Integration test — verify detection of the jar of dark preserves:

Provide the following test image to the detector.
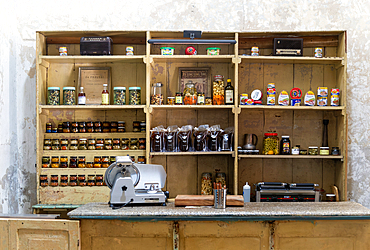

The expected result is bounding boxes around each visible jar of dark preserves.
[78,122,86,133]
[133,121,141,132]
[87,121,94,133]
[63,122,70,133]
[78,156,86,168]
[69,156,77,168]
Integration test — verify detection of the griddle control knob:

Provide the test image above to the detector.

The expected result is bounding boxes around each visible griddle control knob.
[121,186,127,191]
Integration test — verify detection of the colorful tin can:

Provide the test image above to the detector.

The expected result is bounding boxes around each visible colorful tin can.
[206,47,220,55]
[240,93,249,105]
[317,96,328,106]
[317,87,328,97]
[267,95,275,105]
[315,48,323,58]
[126,46,134,55]
[160,47,175,55]
[251,47,259,56]
[59,47,67,56]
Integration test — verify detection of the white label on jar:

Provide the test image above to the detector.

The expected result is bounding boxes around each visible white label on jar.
[198,96,205,104]
[225,90,234,103]
[78,96,86,105]
[292,148,300,155]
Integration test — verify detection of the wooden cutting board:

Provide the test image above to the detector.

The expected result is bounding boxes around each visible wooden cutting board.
[175,195,244,207]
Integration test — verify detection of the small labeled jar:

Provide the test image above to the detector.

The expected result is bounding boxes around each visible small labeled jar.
[113,87,126,105]
[122,138,129,150]
[44,139,52,150]
[110,121,118,132]
[308,146,318,155]
[130,138,138,150]
[60,156,68,168]
[88,175,96,186]
[60,179,68,187]
[94,157,102,168]
[78,122,86,133]
[52,127,58,133]
[113,138,121,150]
[58,123,63,133]
[63,87,76,105]
[51,175,58,181]
[78,175,86,186]
[40,175,48,181]
[88,139,96,150]
[60,139,69,150]
[292,145,300,155]
[197,92,205,105]
[167,97,175,105]
[320,147,330,155]
[69,180,77,186]
[69,156,77,168]
[140,121,146,132]
[94,121,102,133]
[110,156,116,165]
[130,155,136,163]
[332,147,340,156]
[117,121,125,132]
[70,175,77,181]
[52,139,60,150]
[129,87,141,105]
[40,180,49,187]
[47,87,60,105]
[69,144,78,150]
[79,139,87,150]
[71,122,78,133]
[126,46,134,55]
[96,175,104,186]
[51,179,59,187]
[86,162,93,168]
[78,156,86,168]
[42,156,50,168]
[102,156,110,168]
[137,156,146,164]
[205,97,212,105]
[62,122,70,133]
[46,123,52,133]
[102,127,110,133]
[51,156,59,168]
[175,92,183,105]
[133,121,141,132]
[87,122,94,133]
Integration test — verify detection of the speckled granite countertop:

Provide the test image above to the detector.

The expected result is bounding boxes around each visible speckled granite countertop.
[68,202,370,221]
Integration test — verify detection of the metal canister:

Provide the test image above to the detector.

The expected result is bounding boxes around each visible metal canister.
[126,46,134,56]
[251,46,259,56]
[315,48,323,58]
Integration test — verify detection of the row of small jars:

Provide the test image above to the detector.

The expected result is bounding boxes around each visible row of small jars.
[40,174,105,187]
[42,155,146,168]
[44,138,146,151]
[46,121,145,133]
[47,87,141,105]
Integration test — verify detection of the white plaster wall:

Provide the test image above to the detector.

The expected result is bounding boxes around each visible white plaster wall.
[0,0,368,213]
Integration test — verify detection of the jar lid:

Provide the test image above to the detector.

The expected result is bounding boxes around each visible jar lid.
[214,75,223,79]
[70,156,77,158]
[152,82,163,87]
[326,194,336,197]
[168,97,175,99]
[118,121,125,123]
[51,156,59,158]
[63,87,75,90]
[129,87,141,90]
[48,87,60,90]
[102,156,109,158]
[308,146,318,149]
[320,147,329,149]
[281,135,290,138]
[264,132,278,136]
[207,47,221,50]
[176,92,182,94]
[113,87,126,90]
[160,47,175,49]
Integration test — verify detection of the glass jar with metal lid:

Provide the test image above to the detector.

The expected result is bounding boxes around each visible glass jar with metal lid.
[197,92,205,105]
[183,81,197,105]
[113,87,126,105]
[63,87,76,105]
[47,87,60,105]
[130,138,138,150]
[175,92,183,105]
[44,139,52,150]
[42,156,50,168]
[79,139,87,150]
[102,156,110,168]
[60,156,68,168]
[212,75,225,105]
[71,122,78,133]
[51,156,59,168]
[262,132,279,155]
[88,139,96,150]
[133,121,141,132]
[60,139,69,150]
[137,156,146,164]
[52,139,60,150]
[78,156,86,168]
[201,173,212,195]
[129,87,141,105]
[86,162,93,168]
[308,146,318,155]
[150,83,164,105]
[88,175,96,186]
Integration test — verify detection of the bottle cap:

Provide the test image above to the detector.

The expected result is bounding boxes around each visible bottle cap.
[103,84,107,86]
[227,79,231,82]
[245,182,248,185]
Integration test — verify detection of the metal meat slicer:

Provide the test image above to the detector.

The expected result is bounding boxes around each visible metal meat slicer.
[104,156,167,208]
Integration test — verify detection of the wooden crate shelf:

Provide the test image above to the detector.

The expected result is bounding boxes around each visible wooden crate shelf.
[39,55,145,64]
[150,151,234,156]
[238,155,343,160]
[239,56,344,65]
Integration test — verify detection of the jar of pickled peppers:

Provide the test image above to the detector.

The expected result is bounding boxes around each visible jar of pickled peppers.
[263,132,279,155]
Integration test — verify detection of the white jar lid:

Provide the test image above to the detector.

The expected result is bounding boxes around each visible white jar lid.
[113,87,126,90]
[48,87,60,90]
[63,87,75,90]
[129,87,141,90]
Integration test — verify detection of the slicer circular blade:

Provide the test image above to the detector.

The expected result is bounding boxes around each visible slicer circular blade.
[104,162,140,189]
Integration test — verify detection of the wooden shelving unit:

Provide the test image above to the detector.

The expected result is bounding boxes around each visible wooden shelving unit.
[36,30,347,206]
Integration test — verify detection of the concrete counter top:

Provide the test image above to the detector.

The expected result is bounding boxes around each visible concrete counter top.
[68,201,370,221]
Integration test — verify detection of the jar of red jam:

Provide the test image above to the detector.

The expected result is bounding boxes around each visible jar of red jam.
[69,156,77,168]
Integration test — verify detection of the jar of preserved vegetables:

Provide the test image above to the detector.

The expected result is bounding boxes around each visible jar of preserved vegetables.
[47,87,60,105]
[63,87,75,105]
[71,122,78,133]
[78,122,86,133]
[60,139,68,150]
[42,156,50,168]
[86,162,93,168]
[137,156,146,164]
[60,156,68,168]
[130,138,138,150]
[88,139,96,150]
[110,156,116,165]
[44,139,52,150]
[212,75,225,105]
[79,139,87,150]
[113,87,126,105]
[183,81,197,105]
[87,121,94,133]
[52,139,60,150]
[201,173,212,195]
[78,156,86,168]
[88,175,96,186]
[129,87,141,105]
[215,172,226,187]
[263,132,279,155]
[69,156,77,168]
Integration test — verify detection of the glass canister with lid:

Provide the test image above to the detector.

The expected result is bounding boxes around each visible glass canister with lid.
[113,87,126,105]
[183,80,197,105]
[63,87,76,105]
[47,87,60,105]
[263,132,279,155]
[212,75,225,105]
[201,173,212,195]
[129,87,141,105]
[150,83,164,105]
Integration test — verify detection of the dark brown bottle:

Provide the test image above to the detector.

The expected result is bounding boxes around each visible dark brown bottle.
[224,79,234,105]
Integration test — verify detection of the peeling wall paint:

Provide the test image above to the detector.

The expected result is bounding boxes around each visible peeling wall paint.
[0,0,370,213]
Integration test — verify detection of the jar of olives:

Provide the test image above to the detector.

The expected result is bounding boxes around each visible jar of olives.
[263,132,279,155]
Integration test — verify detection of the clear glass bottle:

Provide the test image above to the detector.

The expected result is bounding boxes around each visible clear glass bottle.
[183,81,197,105]
[224,79,234,105]
[78,87,86,105]
[212,75,225,105]
[150,83,163,105]
[102,84,109,105]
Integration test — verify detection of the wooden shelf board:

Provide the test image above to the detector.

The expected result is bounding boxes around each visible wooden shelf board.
[240,105,344,111]
[150,55,234,63]
[39,105,145,111]
[41,168,107,175]
[40,55,145,64]
[151,105,233,109]
[150,151,234,156]
[43,132,145,139]
[240,56,344,65]
[238,155,343,159]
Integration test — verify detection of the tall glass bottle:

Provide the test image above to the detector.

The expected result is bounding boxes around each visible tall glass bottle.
[102,84,109,105]
[78,87,86,105]
[224,78,234,105]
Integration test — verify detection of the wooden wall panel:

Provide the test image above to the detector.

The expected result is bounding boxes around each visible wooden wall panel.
[238,159,263,197]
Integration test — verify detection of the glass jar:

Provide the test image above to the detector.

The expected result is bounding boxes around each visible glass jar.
[280,136,291,155]
[102,156,110,168]
[40,180,49,187]
[69,156,77,168]
[320,147,330,155]
[63,87,75,105]
[332,147,340,156]
[113,138,121,150]
[129,87,141,105]
[52,139,60,150]
[46,122,52,133]
[96,144,104,150]
[71,122,78,133]
[183,81,197,105]
[51,179,59,187]
[122,138,129,150]
[110,156,116,165]
[70,175,77,181]
[175,92,183,105]
[70,138,78,144]
[69,180,77,186]
[215,172,226,187]
[87,121,94,133]
[94,121,102,133]
[96,175,104,186]
[58,123,63,133]
[78,122,86,133]
[137,156,146,164]
[205,97,212,105]
[113,87,126,105]
[62,122,70,133]
[150,83,163,105]
[94,157,102,168]
[140,121,146,132]
[133,121,141,132]
[78,175,86,186]
[40,175,48,181]
[79,139,87,150]
[130,138,138,150]
[86,162,94,168]
[44,139,52,150]
[60,156,68,168]
[88,139,96,150]
[262,132,279,155]
[52,127,58,133]
[139,138,146,150]
[197,92,205,105]
[103,127,110,133]
[88,175,96,186]
[60,179,68,187]
[212,75,225,105]
[167,97,175,105]
[201,173,212,195]
[130,156,136,163]
[69,144,78,150]
[117,121,125,132]
[78,156,86,168]
[47,87,60,105]
[51,156,59,168]
[60,139,69,150]
[308,146,318,155]
[42,156,50,168]
[50,175,58,181]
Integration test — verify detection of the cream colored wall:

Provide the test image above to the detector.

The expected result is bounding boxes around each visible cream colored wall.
[0,0,368,213]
